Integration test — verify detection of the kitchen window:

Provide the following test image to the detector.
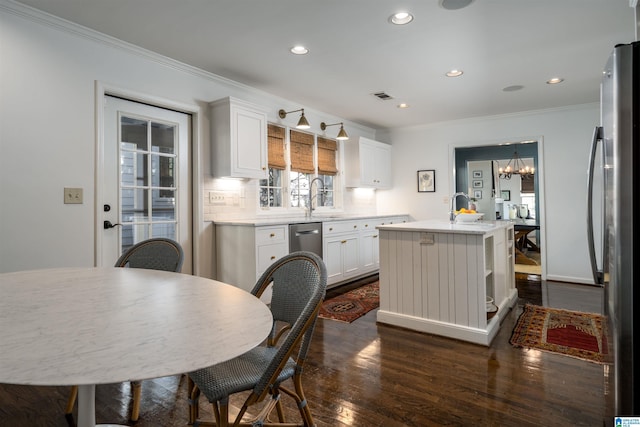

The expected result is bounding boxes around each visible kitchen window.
[259,124,285,208]
[259,125,340,212]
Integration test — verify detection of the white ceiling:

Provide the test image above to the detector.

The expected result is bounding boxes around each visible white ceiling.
[14,0,636,130]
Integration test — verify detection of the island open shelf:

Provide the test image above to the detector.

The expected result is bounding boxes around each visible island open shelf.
[376,220,516,346]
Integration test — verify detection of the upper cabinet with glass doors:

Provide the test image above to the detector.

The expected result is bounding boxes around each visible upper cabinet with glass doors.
[210,97,268,179]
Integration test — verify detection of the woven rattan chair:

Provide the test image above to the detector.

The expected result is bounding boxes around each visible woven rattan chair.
[188,251,327,427]
[65,238,184,422]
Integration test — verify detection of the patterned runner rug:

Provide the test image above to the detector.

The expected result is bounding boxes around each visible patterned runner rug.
[510,304,608,364]
[319,281,379,323]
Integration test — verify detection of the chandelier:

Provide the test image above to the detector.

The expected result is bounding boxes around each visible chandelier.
[498,150,534,179]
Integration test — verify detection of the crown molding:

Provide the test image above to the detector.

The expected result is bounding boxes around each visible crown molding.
[0,0,254,92]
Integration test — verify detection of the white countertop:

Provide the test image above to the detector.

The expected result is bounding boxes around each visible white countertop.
[377,219,513,234]
[213,213,408,226]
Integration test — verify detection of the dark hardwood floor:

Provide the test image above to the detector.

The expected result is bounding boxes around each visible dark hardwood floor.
[0,274,607,427]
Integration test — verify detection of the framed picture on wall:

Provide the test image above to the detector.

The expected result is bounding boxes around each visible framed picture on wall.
[474,190,482,199]
[501,190,511,201]
[472,180,483,188]
[472,170,482,178]
[417,170,435,192]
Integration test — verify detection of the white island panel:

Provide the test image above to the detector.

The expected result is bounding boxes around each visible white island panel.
[377,220,516,346]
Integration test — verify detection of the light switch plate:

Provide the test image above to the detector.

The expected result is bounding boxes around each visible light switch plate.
[64,187,83,204]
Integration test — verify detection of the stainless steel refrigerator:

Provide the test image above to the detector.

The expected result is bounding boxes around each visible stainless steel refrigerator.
[587,41,639,422]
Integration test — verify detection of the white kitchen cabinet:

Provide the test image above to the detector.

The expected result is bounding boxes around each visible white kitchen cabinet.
[323,220,361,287]
[215,224,288,292]
[210,97,267,179]
[345,136,391,188]
[359,216,408,272]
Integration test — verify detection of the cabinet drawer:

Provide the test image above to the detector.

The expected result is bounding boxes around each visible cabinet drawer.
[359,219,384,230]
[257,243,288,274]
[256,226,287,244]
[323,220,360,236]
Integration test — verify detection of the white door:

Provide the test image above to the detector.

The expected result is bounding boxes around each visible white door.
[102,96,192,272]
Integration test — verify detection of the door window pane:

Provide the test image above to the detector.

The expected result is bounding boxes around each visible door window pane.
[151,122,175,154]
[121,188,149,222]
[119,115,178,251]
[152,189,176,220]
[121,117,148,151]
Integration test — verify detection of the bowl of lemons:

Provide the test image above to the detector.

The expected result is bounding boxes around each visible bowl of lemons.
[454,208,484,222]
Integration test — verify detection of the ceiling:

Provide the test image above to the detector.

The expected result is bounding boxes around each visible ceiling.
[14,0,635,130]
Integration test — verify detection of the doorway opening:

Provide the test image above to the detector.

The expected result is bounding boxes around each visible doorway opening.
[454,141,543,277]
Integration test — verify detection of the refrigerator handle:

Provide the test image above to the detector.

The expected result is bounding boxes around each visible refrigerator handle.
[586,126,603,285]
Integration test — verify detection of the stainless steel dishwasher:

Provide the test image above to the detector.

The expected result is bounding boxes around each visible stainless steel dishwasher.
[289,222,322,258]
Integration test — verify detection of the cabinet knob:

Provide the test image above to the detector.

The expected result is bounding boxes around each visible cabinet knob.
[270,233,275,237]
[353,225,357,229]
[329,227,333,231]
[373,235,378,238]
[365,224,369,227]
[341,240,347,244]
[262,167,266,170]
[270,255,276,260]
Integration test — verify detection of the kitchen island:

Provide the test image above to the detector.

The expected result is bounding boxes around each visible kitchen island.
[376,220,516,346]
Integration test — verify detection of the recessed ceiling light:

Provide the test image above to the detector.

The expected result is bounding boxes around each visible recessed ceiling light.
[446,69,463,77]
[397,103,409,109]
[546,77,564,84]
[290,45,309,55]
[389,12,414,25]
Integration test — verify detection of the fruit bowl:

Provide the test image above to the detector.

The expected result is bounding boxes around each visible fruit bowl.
[455,213,484,222]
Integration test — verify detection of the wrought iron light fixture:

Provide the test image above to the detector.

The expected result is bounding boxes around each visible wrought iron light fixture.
[498,150,534,179]
[278,108,310,129]
[320,122,349,141]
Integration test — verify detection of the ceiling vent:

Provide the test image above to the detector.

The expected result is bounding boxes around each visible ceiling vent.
[372,92,394,101]
[440,0,474,10]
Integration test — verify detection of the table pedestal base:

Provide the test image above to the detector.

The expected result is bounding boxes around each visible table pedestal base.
[77,384,126,427]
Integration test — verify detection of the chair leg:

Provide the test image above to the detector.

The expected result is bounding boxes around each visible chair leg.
[131,381,141,422]
[218,400,230,427]
[275,397,286,422]
[280,375,314,427]
[189,383,201,425]
[65,385,78,414]
[293,376,314,427]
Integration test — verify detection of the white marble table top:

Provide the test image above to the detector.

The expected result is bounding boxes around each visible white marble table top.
[0,267,273,386]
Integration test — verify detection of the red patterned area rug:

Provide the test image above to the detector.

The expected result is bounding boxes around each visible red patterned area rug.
[319,281,379,323]
[510,304,608,364]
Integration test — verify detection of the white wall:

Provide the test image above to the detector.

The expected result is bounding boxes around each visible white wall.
[376,104,599,284]
[0,2,375,275]
[0,1,600,285]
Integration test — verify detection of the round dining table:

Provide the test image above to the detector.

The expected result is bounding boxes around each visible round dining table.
[0,267,273,427]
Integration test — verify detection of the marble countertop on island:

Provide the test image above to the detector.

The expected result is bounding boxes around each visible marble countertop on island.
[376,219,513,234]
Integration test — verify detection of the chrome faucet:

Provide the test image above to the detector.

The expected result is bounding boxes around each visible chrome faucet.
[449,192,470,223]
[307,177,325,218]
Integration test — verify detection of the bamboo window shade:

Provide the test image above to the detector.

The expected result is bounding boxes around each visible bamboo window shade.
[267,124,286,170]
[290,130,315,174]
[317,137,338,176]
[521,176,535,193]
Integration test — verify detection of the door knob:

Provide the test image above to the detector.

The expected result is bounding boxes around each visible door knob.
[103,220,122,229]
